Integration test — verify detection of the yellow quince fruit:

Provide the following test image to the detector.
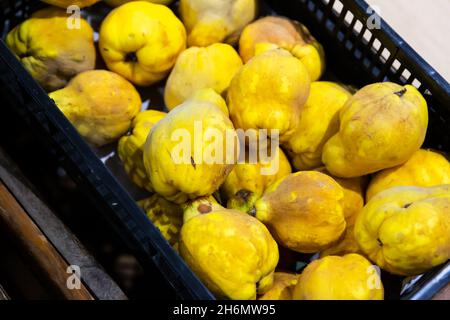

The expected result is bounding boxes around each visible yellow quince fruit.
[99,1,186,86]
[6,7,95,91]
[320,213,362,258]
[322,82,428,178]
[227,48,311,142]
[293,254,384,300]
[366,149,450,201]
[179,0,257,47]
[317,168,365,257]
[253,171,346,253]
[49,70,141,146]
[118,110,166,192]
[138,194,183,248]
[355,185,450,276]
[41,0,100,8]
[222,146,292,213]
[164,43,242,109]
[180,209,279,300]
[143,89,237,204]
[285,81,352,170]
[258,272,298,300]
[239,16,325,81]
[181,195,224,223]
[105,0,173,6]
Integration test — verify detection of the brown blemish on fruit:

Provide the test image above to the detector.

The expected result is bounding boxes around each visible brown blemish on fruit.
[197,203,212,214]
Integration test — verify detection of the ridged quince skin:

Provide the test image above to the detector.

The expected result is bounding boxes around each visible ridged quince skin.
[49,70,141,146]
[322,82,428,178]
[41,0,100,8]
[320,212,362,257]
[355,185,450,276]
[285,81,352,170]
[99,1,186,86]
[253,171,346,253]
[366,149,450,201]
[143,89,237,204]
[259,272,298,300]
[293,254,384,300]
[239,16,325,81]
[227,48,311,142]
[180,0,257,47]
[118,110,166,192]
[138,194,183,248]
[180,209,279,300]
[6,7,95,91]
[164,43,242,109]
[317,168,365,257]
[222,147,292,213]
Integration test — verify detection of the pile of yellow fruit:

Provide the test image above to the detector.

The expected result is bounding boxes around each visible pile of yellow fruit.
[8,0,449,300]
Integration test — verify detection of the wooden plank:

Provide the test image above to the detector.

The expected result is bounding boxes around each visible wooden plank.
[0,238,56,299]
[0,181,93,300]
[0,147,127,300]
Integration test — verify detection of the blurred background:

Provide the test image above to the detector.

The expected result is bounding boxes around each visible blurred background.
[366,0,450,81]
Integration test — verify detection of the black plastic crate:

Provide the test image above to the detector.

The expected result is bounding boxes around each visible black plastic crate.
[0,0,449,300]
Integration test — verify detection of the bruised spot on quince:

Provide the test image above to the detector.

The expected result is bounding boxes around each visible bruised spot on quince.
[197,203,212,214]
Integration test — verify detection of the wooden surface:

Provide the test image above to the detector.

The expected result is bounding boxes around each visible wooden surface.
[0,181,94,300]
[366,0,450,82]
[0,147,127,300]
